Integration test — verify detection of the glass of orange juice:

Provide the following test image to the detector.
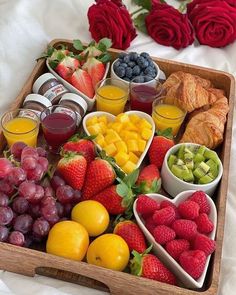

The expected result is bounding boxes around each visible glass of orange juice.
[95,78,129,115]
[1,109,39,147]
[152,97,186,136]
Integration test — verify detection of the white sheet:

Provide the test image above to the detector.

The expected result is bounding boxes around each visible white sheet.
[0,0,235,294]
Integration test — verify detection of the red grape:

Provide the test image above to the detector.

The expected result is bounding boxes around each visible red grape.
[0,206,14,225]
[32,185,44,204]
[12,197,29,214]
[73,190,82,204]
[0,158,13,179]
[32,217,50,238]
[9,231,25,246]
[41,203,59,224]
[10,142,27,160]
[56,185,74,204]
[21,147,38,161]
[50,175,65,191]
[27,164,44,182]
[8,167,26,186]
[41,196,56,207]
[44,186,54,198]
[0,192,9,207]
[24,234,33,247]
[37,157,49,171]
[13,214,33,234]
[21,156,37,170]
[28,203,41,218]
[0,179,14,196]
[18,181,36,201]
[36,147,47,157]
[0,225,9,242]
[55,202,64,217]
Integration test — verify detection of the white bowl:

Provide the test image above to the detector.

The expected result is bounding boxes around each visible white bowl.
[161,143,223,198]
[82,110,155,173]
[133,190,217,289]
[46,59,110,111]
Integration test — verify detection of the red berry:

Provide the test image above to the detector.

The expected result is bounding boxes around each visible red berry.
[165,239,190,261]
[172,219,197,240]
[193,234,216,256]
[160,200,180,219]
[136,195,160,216]
[153,225,176,245]
[152,207,176,226]
[178,200,200,220]
[194,213,214,234]
[179,250,207,279]
[144,216,156,235]
[189,191,210,214]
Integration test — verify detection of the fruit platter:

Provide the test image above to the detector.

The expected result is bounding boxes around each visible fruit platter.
[0,38,234,295]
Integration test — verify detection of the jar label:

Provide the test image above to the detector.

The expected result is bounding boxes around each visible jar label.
[43,84,68,102]
[18,109,40,119]
[54,107,81,126]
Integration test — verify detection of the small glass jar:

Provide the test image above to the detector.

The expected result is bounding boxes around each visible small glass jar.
[21,94,52,117]
[33,73,69,104]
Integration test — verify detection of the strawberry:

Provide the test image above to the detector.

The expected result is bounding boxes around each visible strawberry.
[178,200,200,220]
[165,239,190,261]
[55,56,80,83]
[63,135,96,164]
[49,48,69,61]
[136,164,161,194]
[193,233,216,256]
[130,249,176,285]
[189,191,211,214]
[82,57,105,88]
[179,250,207,279]
[136,194,160,216]
[153,207,176,226]
[71,69,94,98]
[172,219,197,241]
[194,213,214,234]
[114,220,147,253]
[81,158,116,200]
[57,152,87,190]
[153,225,176,245]
[148,129,175,169]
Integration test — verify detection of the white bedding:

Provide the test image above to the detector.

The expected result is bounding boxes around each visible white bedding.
[0,0,235,294]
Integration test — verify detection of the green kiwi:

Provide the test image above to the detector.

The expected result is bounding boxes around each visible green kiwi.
[168,154,178,169]
[198,173,214,184]
[206,159,219,178]
[177,145,185,160]
[193,161,210,179]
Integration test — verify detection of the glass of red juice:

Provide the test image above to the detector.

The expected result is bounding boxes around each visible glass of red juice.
[130,76,163,115]
[40,105,77,153]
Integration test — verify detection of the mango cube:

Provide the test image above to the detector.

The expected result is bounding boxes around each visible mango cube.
[87,123,101,135]
[95,134,105,147]
[141,128,152,140]
[103,143,117,156]
[86,116,98,126]
[130,114,140,124]
[115,141,127,153]
[128,131,138,140]
[98,122,107,134]
[116,113,129,124]
[127,139,139,152]
[138,139,146,152]
[129,152,139,164]
[98,115,108,125]
[125,122,138,132]
[114,152,129,166]
[120,130,130,141]
[140,118,152,130]
[105,130,121,144]
[111,122,123,133]
[122,161,137,174]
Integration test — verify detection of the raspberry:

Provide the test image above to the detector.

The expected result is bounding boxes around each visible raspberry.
[165,239,190,261]
[189,191,210,214]
[136,194,160,216]
[195,213,214,234]
[153,225,176,245]
[153,207,176,226]
[172,219,197,240]
[160,200,180,219]
[178,200,200,220]
[193,234,216,256]
[144,216,156,235]
[179,250,207,279]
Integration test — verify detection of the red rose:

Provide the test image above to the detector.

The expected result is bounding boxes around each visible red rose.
[87,0,137,50]
[145,3,194,50]
[187,0,236,47]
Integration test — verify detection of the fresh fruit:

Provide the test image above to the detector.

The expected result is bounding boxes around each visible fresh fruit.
[189,191,210,214]
[81,157,116,200]
[194,213,214,234]
[165,239,190,261]
[114,220,147,253]
[148,130,174,169]
[130,249,176,285]
[153,207,176,226]
[136,164,161,194]
[179,250,207,279]
[136,194,160,216]
[86,233,129,271]
[83,57,105,88]
[193,234,216,256]
[160,200,180,220]
[178,200,200,220]
[0,158,13,179]
[71,200,109,237]
[55,56,80,83]
[0,206,14,226]
[46,220,89,261]
[56,185,74,204]
[153,225,176,245]
[172,219,197,240]
[57,152,87,191]
[71,69,94,98]
[10,142,27,160]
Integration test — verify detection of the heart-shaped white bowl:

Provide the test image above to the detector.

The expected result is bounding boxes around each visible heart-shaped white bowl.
[83,110,155,173]
[133,190,217,289]
[46,59,110,111]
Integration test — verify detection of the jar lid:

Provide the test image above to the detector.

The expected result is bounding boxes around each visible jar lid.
[33,73,57,94]
[23,94,52,108]
[60,93,88,115]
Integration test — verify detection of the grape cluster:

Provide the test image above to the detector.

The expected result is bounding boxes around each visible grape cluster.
[0,142,81,247]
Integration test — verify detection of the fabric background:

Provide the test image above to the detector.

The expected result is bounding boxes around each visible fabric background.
[0,0,235,294]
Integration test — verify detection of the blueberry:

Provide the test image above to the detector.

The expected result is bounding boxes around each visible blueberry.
[132,65,141,76]
[137,56,149,69]
[115,66,126,78]
[118,52,127,59]
[120,62,128,68]
[123,55,130,63]
[149,61,156,68]
[144,76,153,82]
[129,52,139,61]
[133,76,145,83]
[123,77,131,82]
[128,61,136,68]
[140,52,150,59]
[113,60,121,70]
[144,66,156,76]
[125,67,133,79]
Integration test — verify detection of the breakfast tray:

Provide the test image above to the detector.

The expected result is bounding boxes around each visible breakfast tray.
[0,39,234,295]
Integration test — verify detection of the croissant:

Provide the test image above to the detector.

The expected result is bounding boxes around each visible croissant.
[162,72,217,112]
[180,92,229,149]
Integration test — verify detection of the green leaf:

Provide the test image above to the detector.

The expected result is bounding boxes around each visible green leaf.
[124,168,139,187]
[132,0,152,11]
[157,128,173,139]
[73,39,84,51]
[49,60,59,69]
[97,38,112,52]
[116,183,129,197]
[133,12,148,34]
[98,53,111,64]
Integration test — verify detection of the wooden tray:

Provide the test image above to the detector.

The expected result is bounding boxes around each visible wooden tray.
[0,39,235,295]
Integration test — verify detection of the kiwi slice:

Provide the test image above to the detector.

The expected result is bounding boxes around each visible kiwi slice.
[206,159,219,178]
[194,153,205,163]
[177,145,185,160]
[193,161,210,179]
[168,154,178,169]
[198,173,214,184]
[197,146,206,155]
[183,170,194,182]
[204,150,220,164]
[171,164,188,180]
[184,152,194,170]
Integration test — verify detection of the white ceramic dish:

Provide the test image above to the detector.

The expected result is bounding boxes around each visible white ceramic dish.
[161,143,223,198]
[83,110,155,173]
[133,190,217,289]
[46,59,110,111]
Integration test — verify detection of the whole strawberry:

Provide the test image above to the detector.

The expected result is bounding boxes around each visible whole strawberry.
[130,249,176,285]
[114,220,147,253]
[63,135,96,164]
[57,152,87,190]
[136,164,161,194]
[148,129,175,169]
[179,250,206,279]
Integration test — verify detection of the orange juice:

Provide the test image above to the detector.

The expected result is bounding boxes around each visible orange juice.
[3,117,39,147]
[96,85,128,115]
[152,104,186,136]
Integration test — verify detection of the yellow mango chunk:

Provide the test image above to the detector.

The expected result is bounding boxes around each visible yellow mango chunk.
[129,114,141,124]
[128,131,138,140]
[138,139,146,152]
[115,141,127,153]
[140,118,152,130]
[116,113,130,124]
[86,116,98,126]
[103,143,117,156]
[98,115,108,125]
[127,140,139,152]
[114,152,129,167]
[87,123,101,135]
[120,130,130,141]
[129,152,139,164]
[111,122,123,133]
[105,130,121,144]
[98,122,107,134]
[141,128,152,140]
[125,122,138,132]
[122,161,137,174]
[107,122,113,128]
[95,134,105,147]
